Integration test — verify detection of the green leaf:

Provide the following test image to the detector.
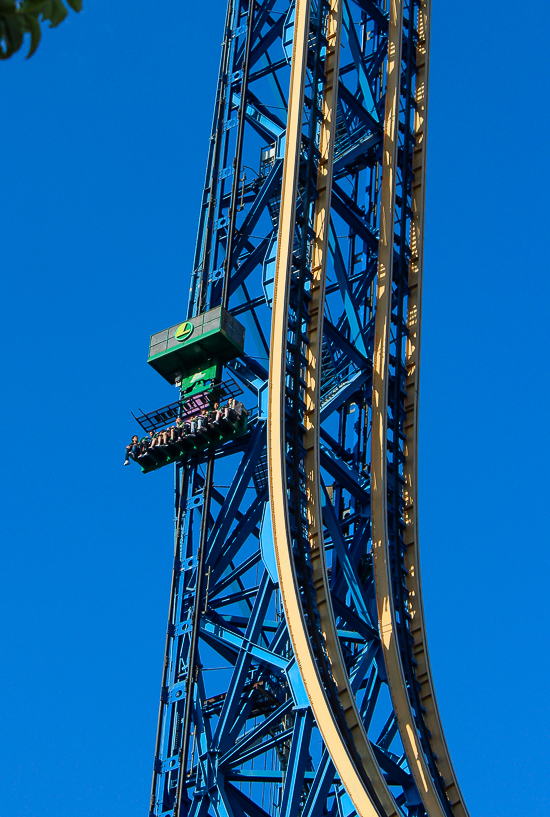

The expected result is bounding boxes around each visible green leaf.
[0,13,24,58]
[0,0,81,60]
[45,0,68,27]
[21,0,49,11]
[0,21,11,58]
[25,11,41,57]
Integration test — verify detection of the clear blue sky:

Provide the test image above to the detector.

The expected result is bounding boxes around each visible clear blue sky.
[1,2,548,815]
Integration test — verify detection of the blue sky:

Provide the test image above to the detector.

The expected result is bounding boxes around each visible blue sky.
[1,2,548,815]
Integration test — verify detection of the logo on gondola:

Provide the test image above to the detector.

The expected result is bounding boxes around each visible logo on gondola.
[175,321,194,342]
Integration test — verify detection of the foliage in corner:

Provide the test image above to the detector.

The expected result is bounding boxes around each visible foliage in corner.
[0,0,82,60]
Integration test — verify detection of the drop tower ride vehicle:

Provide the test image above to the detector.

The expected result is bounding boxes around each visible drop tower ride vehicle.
[128,2,470,816]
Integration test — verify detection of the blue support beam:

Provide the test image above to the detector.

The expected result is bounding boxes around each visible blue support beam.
[279,709,314,817]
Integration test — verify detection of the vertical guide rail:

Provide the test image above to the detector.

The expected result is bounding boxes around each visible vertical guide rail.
[222,1,254,311]
[402,2,470,815]
[174,452,215,816]
[189,0,234,318]
[149,469,185,816]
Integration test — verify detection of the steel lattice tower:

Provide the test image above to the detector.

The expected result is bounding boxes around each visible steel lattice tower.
[135,2,469,816]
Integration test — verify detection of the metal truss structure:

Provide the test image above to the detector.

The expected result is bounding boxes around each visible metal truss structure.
[145,2,469,816]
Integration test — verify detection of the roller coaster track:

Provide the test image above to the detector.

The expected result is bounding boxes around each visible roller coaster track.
[268,1,398,814]
[369,1,463,813]
[146,3,471,816]
[399,5,467,815]
[269,0,468,815]
[268,1,399,815]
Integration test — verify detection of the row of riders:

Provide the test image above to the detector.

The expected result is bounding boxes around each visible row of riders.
[124,399,245,465]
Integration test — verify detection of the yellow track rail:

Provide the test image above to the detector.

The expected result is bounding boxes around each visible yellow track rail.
[268,1,397,815]
[371,2,468,816]
[370,0,448,814]
[269,2,466,816]
[401,3,469,815]
[304,2,401,816]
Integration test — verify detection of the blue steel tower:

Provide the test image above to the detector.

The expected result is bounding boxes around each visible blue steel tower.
[130,2,469,817]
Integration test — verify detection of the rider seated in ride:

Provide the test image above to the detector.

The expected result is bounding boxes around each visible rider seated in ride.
[124,435,141,466]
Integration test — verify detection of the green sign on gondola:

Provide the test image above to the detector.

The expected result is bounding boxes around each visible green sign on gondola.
[175,321,194,342]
